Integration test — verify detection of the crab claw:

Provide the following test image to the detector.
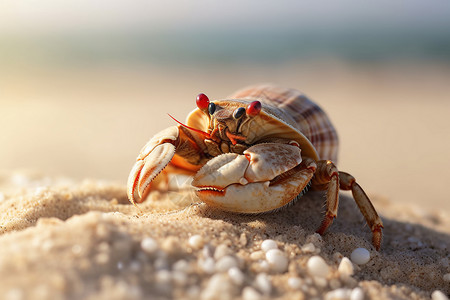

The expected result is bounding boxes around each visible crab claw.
[192,143,317,213]
[127,126,179,205]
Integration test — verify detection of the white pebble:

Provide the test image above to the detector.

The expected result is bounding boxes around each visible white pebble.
[250,251,265,261]
[172,271,188,286]
[255,273,272,295]
[214,244,233,260]
[350,287,364,300]
[265,249,288,273]
[261,239,278,252]
[258,260,270,272]
[141,237,158,254]
[307,256,330,278]
[200,257,216,274]
[287,277,303,290]
[350,248,371,265]
[173,259,189,273]
[338,257,354,277]
[202,273,234,300]
[155,269,171,283]
[188,235,204,249]
[301,243,316,253]
[432,290,449,300]
[325,288,352,300]
[228,267,245,285]
[216,255,238,272]
[242,287,262,300]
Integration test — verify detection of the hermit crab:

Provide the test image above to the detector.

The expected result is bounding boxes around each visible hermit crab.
[127,84,383,250]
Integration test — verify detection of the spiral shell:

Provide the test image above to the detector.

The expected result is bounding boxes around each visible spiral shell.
[229,84,339,162]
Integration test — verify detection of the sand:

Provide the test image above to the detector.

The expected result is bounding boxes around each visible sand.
[0,171,448,300]
[1,62,449,299]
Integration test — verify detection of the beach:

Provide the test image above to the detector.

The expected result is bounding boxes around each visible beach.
[0,62,449,299]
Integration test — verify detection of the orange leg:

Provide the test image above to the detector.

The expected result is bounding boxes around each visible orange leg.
[312,160,383,250]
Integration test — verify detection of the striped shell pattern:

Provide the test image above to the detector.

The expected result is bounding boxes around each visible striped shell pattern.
[229,84,339,163]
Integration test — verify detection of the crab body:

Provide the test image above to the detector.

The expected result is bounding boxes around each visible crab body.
[127,84,383,250]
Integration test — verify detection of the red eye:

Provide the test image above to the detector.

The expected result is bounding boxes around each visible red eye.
[246,101,261,117]
[196,93,210,110]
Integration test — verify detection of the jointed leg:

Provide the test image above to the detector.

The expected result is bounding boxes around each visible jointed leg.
[339,172,383,250]
[312,160,340,236]
[312,161,384,250]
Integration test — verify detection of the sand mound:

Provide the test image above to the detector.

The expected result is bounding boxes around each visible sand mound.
[0,172,448,300]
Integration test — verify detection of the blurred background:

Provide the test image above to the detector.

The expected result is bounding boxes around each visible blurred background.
[1,1,449,211]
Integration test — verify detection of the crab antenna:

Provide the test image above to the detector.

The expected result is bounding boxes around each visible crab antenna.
[167,114,210,139]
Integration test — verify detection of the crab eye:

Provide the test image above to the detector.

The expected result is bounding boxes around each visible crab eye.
[246,101,261,117]
[208,102,216,115]
[233,107,246,119]
[196,93,210,110]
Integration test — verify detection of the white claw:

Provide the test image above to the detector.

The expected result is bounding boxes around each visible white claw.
[243,143,302,182]
[137,143,176,199]
[127,159,145,203]
[127,126,179,205]
[192,142,311,213]
[192,153,249,189]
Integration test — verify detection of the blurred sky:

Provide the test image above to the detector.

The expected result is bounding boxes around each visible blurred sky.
[1,0,450,33]
[1,1,450,65]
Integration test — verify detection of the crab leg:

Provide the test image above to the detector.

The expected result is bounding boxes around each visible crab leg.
[339,171,384,250]
[312,160,383,250]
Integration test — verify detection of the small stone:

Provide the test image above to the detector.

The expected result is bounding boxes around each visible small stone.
[255,273,271,295]
[325,288,352,300]
[228,267,245,285]
[199,257,215,274]
[172,271,188,286]
[250,251,265,261]
[239,233,248,246]
[161,237,178,254]
[202,273,235,300]
[338,257,354,277]
[265,249,288,273]
[258,260,270,272]
[216,255,238,272]
[242,287,262,300]
[261,239,278,252]
[301,243,316,253]
[443,273,450,282]
[287,277,303,290]
[350,287,364,300]
[214,244,233,260]
[432,290,449,300]
[141,237,158,254]
[173,259,189,273]
[155,269,171,283]
[188,235,204,249]
[350,248,371,265]
[314,276,328,288]
[307,256,330,278]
